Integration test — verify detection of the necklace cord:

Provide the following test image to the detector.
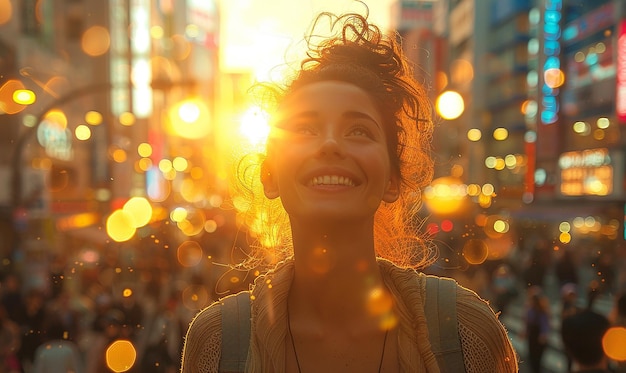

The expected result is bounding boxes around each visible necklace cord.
[286,306,389,373]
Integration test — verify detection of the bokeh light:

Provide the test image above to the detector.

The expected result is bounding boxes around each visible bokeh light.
[463,239,489,265]
[603,327,626,361]
[177,240,203,267]
[85,110,103,125]
[106,209,137,242]
[0,79,27,114]
[75,124,92,140]
[82,26,111,56]
[544,68,565,88]
[493,127,509,141]
[13,89,36,105]
[423,177,468,215]
[436,90,465,120]
[182,285,210,311]
[122,197,152,227]
[467,128,482,141]
[105,340,136,372]
[167,99,211,139]
[0,0,11,25]
[240,106,270,146]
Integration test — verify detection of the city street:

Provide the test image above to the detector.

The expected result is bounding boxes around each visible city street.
[500,268,615,373]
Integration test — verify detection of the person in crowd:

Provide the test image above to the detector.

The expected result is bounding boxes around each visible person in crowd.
[0,273,24,324]
[140,295,181,372]
[491,263,519,316]
[0,303,21,373]
[560,310,611,373]
[32,314,84,373]
[523,240,551,289]
[560,282,583,371]
[84,309,124,373]
[609,292,626,373]
[524,286,551,373]
[555,248,579,290]
[181,5,518,372]
[15,289,46,372]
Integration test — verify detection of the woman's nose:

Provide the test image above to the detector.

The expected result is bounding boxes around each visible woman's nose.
[316,133,344,158]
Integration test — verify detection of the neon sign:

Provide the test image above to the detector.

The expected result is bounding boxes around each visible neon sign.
[541,0,562,125]
[617,21,626,123]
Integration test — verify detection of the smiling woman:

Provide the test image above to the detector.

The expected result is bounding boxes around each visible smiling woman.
[181,5,519,373]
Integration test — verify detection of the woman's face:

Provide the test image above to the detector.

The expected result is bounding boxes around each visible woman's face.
[262,80,399,222]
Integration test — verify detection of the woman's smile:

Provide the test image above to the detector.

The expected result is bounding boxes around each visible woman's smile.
[262,80,396,220]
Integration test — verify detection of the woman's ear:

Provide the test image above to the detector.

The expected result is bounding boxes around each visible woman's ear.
[382,174,400,203]
[261,161,280,199]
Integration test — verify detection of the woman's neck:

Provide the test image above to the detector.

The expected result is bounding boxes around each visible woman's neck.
[288,221,386,328]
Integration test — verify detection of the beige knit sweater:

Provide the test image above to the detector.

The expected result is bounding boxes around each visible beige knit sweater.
[181,259,518,372]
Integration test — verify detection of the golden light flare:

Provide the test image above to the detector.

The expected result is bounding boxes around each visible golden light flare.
[181,285,209,311]
[75,124,92,140]
[603,327,626,361]
[462,239,489,265]
[483,215,507,239]
[367,287,397,329]
[105,340,136,372]
[170,207,187,223]
[85,110,103,125]
[559,232,571,244]
[171,34,192,60]
[166,99,211,139]
[485,237,514,260]
[111,148,127,163]
[180,178,204,203]
[13,89,36,105]
[137,143,152,157]
[122,197,152,228]
[451,59,474,84]
[239,106,271,147]
[306,247,334,275]
[172,156,189,172]
[177,241,203,267]
[0,0,12,25]
[367,287,393,315]
[204,220,218,233]
[423,177,468,215]
[136,158,152,172]
[467,128,481,142]
[119,112,136,126]
[82,26,111,56]
[106,210,137,242]
[493,127,509,141]
[177,208,206,236]
[0,79,27,114]
[436,91,464,120]
[544,68,565,88]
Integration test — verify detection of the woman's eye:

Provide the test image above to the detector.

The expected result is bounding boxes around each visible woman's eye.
[278,122,316,136]
[348,126,374,138]
[294,126,316,135]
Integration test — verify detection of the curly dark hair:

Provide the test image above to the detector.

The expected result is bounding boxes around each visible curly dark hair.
[230,8,435,270]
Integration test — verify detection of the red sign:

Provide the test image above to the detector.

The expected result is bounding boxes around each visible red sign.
[617,21,626,123]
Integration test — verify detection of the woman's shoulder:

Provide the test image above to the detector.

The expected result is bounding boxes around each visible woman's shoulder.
[452,280,519,371]
[181,292,251,373]
[381,265,518,371]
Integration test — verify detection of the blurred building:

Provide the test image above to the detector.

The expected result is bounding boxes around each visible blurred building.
[396,0,625,259]
[0,0,220,291]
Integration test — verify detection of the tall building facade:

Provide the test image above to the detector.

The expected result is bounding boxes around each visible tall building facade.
[0,0,219,289]
[398,0,625,255]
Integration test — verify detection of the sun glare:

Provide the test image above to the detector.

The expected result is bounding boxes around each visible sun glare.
[239,106,270,146]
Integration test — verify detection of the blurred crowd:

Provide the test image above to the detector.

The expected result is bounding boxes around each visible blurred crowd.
[0,268,194,373]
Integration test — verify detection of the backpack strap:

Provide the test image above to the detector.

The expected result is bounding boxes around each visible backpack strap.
[424,276,466,372]
[219,291,251,372]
